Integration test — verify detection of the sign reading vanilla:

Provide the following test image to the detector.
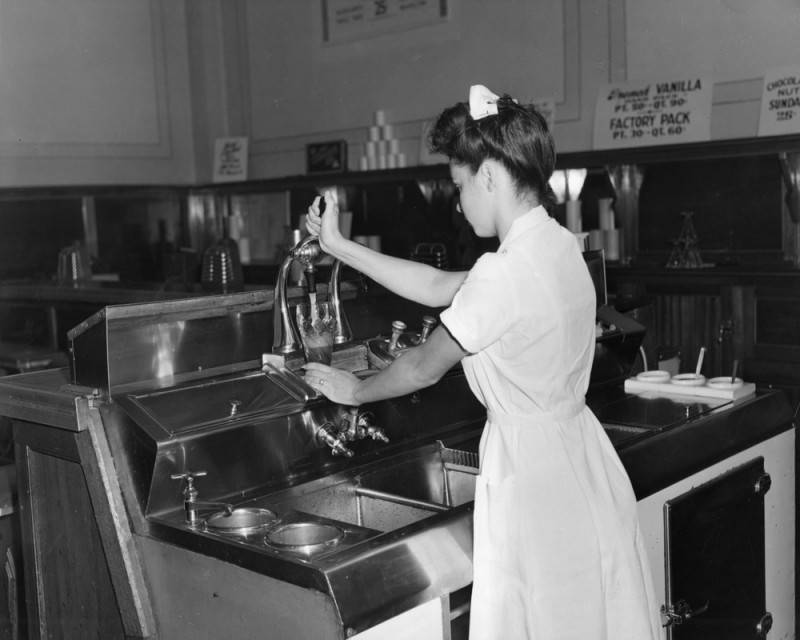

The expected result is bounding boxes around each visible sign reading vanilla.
[758,66,800,136]
[593,77,712,149]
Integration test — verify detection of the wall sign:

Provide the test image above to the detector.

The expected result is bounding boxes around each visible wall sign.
[593,77,712,149]
[758,66,800,137]
[322,0,448,44]
[213,137,248,183]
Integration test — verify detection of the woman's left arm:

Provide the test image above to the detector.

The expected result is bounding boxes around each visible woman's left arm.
[303,325,467,406]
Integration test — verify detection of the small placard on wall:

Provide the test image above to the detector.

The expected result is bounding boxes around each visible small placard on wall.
[213,137,249,183]
[593,77,712,149]
[758,66,800,137]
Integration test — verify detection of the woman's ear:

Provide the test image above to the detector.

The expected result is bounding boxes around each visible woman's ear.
[478,160,496,192]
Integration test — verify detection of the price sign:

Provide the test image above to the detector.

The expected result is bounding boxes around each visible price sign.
[322,0,448,43]
[758,66,800,137]
[593,77,712,149]
[213,137,248,183]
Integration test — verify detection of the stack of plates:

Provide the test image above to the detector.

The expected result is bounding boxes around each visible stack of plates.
[625,371,753,400]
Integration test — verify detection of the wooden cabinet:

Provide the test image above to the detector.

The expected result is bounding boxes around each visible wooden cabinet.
[636,429,795,639]
[15,421,126,638]
[608,266,800,407]
[6,376,155,640]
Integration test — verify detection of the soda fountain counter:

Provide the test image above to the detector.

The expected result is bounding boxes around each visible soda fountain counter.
[0,286,794,640]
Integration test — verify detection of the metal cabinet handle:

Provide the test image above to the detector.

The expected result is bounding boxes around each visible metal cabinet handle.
[754,472,772,496]
[660,599,709,627]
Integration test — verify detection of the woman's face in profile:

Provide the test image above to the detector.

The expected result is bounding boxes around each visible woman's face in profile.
[450,162,493,237]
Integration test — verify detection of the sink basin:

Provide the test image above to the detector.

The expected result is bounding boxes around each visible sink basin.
[265,440,479,533]
[357,446,477,508]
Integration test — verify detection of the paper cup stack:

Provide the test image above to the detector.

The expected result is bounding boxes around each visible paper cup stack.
[360,110,406,171]
[598,198,620,261]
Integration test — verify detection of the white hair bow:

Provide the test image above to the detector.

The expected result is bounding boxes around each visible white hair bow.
[469,84,500,120]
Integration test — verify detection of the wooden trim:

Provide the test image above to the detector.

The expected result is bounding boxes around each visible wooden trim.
[75,397,156,638]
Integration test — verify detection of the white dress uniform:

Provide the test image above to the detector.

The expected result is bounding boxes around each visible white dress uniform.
[439,206,661,640]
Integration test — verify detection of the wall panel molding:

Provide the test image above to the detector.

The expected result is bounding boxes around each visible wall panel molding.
[237,0,583,171]
[0,0,172,160]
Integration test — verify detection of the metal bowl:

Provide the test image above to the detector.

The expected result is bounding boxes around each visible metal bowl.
[205,507,278,536]
[265,522,344,555]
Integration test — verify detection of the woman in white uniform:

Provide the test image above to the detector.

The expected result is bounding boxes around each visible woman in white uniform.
[303,85,660,640]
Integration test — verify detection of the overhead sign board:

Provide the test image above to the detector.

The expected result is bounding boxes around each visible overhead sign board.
[322,0,448,44]
[593,77,712,149]
[758,66,800,137]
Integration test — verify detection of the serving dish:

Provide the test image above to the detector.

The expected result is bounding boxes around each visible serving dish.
[707,376,744,390]
[671,373,707,387]
[636,370,671,383]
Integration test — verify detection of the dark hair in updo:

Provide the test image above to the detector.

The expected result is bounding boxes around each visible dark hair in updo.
[428,94,556,210]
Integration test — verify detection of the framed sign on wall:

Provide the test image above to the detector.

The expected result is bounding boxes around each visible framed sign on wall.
[306,140,348,174]
[322,0,448,44]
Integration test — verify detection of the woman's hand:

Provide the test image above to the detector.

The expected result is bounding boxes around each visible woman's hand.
[306,191,344,256]
[302,362,361,406]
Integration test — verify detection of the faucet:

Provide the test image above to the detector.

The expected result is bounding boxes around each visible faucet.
[170,471,233,529]
[314,407,389,457]
[273,235,352,356]
[340,407,389,443]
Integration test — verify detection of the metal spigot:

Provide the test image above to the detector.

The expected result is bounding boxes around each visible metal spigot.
[388,320,407,354]
[418,315,437,344]
[329,259,353,345]
[366,423,390,443]
[315,422,355,457]
[340,407,389,443]
[273,234,353,355]
[273,235,323,355]
[170,471,233,529]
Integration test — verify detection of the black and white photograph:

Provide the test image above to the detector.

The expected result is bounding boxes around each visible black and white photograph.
[0,2,798,638]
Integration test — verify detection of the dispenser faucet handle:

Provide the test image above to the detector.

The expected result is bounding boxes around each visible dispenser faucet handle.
[388,320,407,353]
[419,316,437,343]
[170,470,207,484]
[315,422,355,458]
[290,235,322,267]
[170,471,233,528]
[170,471,206,498]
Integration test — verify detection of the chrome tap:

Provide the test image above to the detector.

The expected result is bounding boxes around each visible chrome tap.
[315,422,355,457]
[340,407,389,443]
[170,471,233,529]
[417,315,437,344]
[273,235,352,356]
[329,259,353,345]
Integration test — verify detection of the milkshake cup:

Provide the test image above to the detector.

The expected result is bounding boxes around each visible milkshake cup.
[295,301,336,365]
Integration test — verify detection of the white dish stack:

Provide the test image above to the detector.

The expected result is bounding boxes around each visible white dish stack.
[626,371,754,400]
[360,110,406,171]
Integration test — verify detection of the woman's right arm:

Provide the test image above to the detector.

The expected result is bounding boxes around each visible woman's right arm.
[306,193,467,308]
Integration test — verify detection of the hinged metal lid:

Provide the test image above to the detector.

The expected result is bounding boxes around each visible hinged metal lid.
[119,370,307,438]
[68,290,272,395]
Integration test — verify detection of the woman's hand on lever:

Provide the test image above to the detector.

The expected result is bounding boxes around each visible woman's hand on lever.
[306,191,344,256]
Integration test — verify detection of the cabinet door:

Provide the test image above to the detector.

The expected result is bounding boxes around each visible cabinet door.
[15,422,126,639]
[663,457,771,639]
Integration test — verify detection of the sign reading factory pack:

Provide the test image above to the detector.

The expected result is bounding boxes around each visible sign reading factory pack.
[322,0,448,44]
[593,77,712,149]
[758,66,800,137]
